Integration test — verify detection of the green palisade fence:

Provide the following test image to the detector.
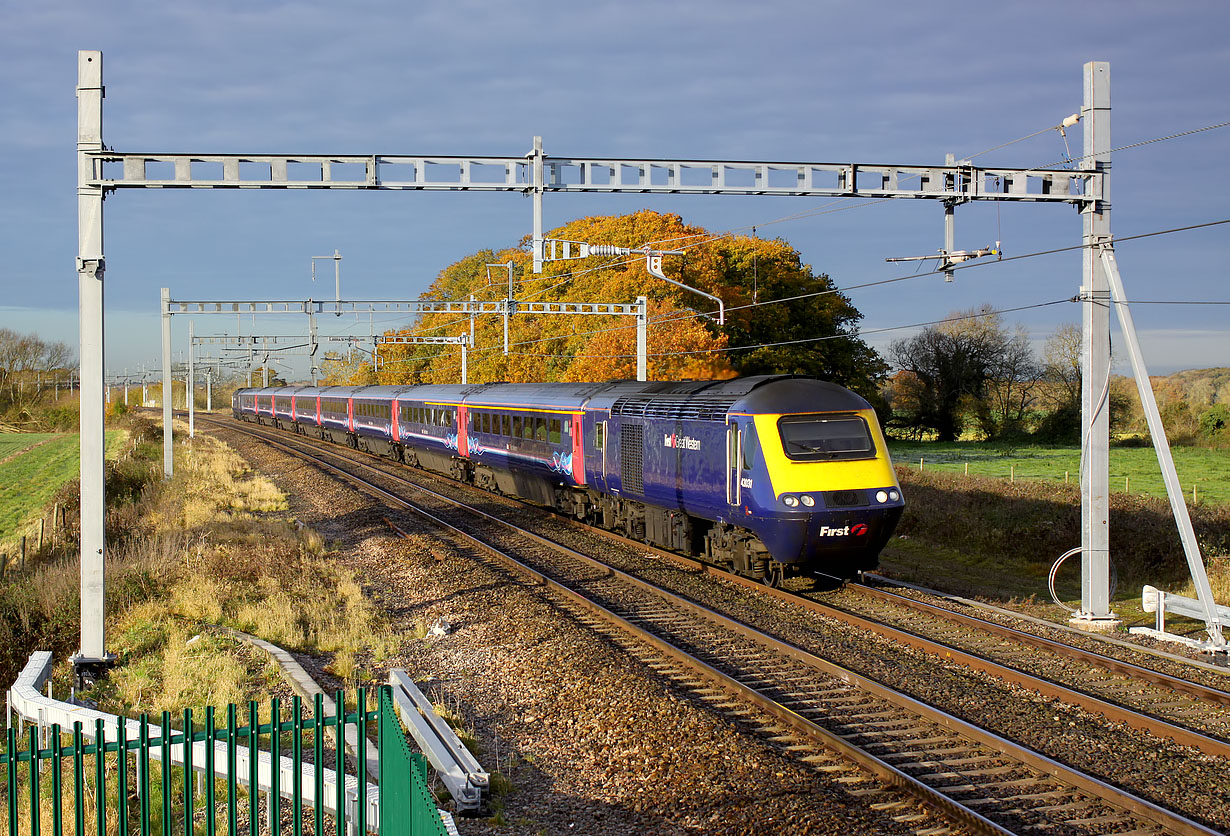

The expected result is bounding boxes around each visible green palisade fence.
[1,686,448,836]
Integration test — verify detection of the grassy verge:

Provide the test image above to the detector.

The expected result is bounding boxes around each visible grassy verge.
[0,433,59,460]
[80,427,401,716]
[0,430,128,556]
[880,463,1230,630]
[887,441,1230,506]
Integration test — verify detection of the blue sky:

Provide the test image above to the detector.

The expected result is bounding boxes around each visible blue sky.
[2,0,1227,381]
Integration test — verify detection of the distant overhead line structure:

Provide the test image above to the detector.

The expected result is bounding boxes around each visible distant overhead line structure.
[75,51,1220,683]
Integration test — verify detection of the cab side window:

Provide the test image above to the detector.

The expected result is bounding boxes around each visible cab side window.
[742,424,759,470]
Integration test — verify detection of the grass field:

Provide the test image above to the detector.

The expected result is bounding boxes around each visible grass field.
[0,433,59,462]
[886,441,1230,506]
[0,431,123,549]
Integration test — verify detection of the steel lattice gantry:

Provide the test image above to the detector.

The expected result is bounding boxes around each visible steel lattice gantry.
[162,293,648,473]
[77,51,1218,677]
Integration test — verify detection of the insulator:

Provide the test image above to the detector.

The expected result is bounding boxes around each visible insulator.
[586,245,631,257]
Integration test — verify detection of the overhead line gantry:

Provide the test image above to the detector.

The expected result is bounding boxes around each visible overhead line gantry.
[73,53,1221,683]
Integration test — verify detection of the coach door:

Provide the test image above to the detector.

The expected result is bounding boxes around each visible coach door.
[726,421,741,507]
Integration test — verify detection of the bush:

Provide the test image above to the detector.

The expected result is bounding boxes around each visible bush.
[1032,404,1081,443]
[1199,404,1230,439]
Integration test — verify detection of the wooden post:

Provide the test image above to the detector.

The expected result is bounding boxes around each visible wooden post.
[920,457,924,472]
[20,536,26,571]
[53,503,60,545]
[964,462,969,476]
[1065,471,1070,484]
[1010,465,1015,483]
[1193,484,1198,504]
[38,517,44,552]
[1125,476,1130,493]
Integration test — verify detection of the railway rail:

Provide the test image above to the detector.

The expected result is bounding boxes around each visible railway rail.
[202,414,1227,835]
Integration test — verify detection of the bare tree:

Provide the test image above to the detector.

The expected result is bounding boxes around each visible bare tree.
[889,306,1040,441]
[0,328,78,414]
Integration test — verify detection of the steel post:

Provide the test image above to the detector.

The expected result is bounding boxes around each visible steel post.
[188,319,195,438]
[309,310,318,384]
[1100,248,1225,647]
[75,50,109,670]
[636,296,647,382]
[161,288,173,479]
[531,136,544,273]
[1076,61,1114,625]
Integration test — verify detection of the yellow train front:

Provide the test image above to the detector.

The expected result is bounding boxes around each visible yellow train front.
[726,377,903,581]
[606,376,903,584]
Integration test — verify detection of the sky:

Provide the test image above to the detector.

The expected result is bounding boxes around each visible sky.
[2,0,1227,383]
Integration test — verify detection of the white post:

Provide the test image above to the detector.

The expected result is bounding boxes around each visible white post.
[161,288,173,479]
[531,136,544,274]
[188,319,195,438]
[1076,61,1115,627]
[636,295,648,382]
[75,49,110,673]
[206,368,212,411]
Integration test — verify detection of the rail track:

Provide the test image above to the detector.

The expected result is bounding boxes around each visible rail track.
[203,415,1228,835]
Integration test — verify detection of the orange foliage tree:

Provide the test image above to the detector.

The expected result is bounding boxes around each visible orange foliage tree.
[374,211,885,397]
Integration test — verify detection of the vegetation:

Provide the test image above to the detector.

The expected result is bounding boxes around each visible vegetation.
[324,210,888,402]
[884,464,1230,605]
[0,413,162,694]
[0,431,127,557]
[0,328,75,429]
[886,442,1230,506]
[0,413,400,721]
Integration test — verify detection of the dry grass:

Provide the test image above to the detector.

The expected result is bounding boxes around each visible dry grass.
[1175,555,1230,602]
[888,465,1230,602]
[81,430,401,719]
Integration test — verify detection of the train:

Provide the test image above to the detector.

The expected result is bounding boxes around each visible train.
[232,376,904,583]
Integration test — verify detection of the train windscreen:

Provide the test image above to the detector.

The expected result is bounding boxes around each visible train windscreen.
[777,414,874,461]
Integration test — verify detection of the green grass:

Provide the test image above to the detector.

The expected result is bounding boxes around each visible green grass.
[887,441,1230,506]
[0,431,124,548]
[0,433,59,461]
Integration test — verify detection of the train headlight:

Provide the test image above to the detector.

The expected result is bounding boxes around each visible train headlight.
[875,490,888,503]
[889,490,900,501]
[783,495,799,507]
[800,495,815,507]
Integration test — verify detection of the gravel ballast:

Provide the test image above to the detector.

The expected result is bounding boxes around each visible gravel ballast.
[210,422,934,836]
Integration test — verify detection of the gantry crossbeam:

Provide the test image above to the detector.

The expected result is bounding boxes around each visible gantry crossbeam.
[89,151,1097,204]
[166,299,645,317]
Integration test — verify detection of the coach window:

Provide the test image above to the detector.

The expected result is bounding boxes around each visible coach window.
[549,418,561,444]
[533,417,545,442]
[742,424,759,470]
[595,422,604,449]
[512,416,522,438]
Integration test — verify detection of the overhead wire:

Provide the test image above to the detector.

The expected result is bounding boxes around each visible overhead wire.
[375,215,1230,367]
[372,119,1228,362]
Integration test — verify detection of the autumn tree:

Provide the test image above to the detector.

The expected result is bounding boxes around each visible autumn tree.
[375,211,886,395]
